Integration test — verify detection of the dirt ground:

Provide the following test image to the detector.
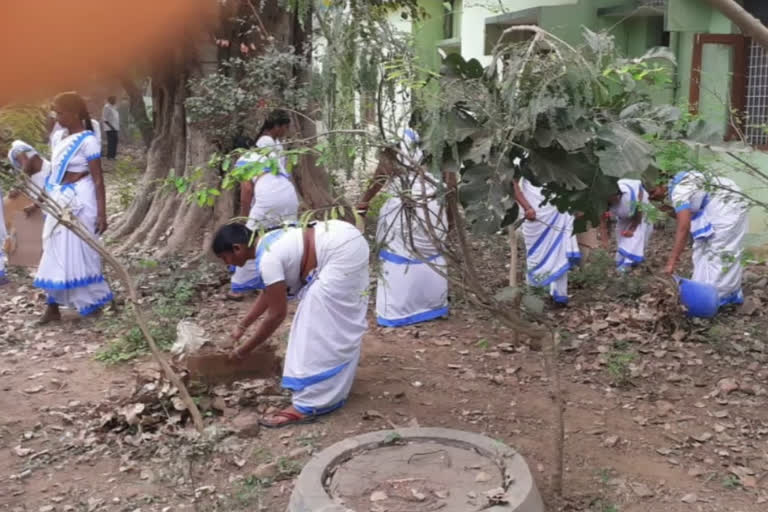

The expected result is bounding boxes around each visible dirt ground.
[3,210,768,511]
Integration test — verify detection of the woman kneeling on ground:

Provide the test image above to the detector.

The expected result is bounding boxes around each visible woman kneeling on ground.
[212,219,370,428]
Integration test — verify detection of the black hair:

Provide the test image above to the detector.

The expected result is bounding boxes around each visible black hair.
[212,223,255,255]
[256,109,291,140]
[54,91,94,132]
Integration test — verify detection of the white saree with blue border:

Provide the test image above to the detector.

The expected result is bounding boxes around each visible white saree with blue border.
[230,136,299,293]
[669,171,748,306]
[245,221,369,415]
[519,178,581,304]
[33,130,113,315]
[611,178,653,271]
[375,175,449,327]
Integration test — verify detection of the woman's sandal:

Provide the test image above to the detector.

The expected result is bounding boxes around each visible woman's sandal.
[259,409,317,429]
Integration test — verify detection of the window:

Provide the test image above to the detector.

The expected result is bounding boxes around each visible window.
[743,0,768,146]
[443,0,455,40]
[689,34,748,141]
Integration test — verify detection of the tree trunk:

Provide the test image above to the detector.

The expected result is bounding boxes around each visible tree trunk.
[113,1,338,257]
[112,57,186,241]
[703,0,768,49]
[269,0,337,211]
[120,77,154,148]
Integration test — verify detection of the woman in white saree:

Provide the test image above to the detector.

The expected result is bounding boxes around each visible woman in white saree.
[600,178,653,272]
[230,111,300,297]
[514,177,581,304]
[358,129,451,327]
[33,92,112,323]
[650,171,749,306]
[214,220,369,428]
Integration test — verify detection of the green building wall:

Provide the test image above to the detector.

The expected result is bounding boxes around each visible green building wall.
[410,0,768,245]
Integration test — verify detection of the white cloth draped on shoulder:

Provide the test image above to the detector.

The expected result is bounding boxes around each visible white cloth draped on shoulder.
[245,220,369,415]
[230,135,299,293]
[8,140,52,196]
[669,171,748,306]
[518,178,581,304]
[34,130,113,315]
[611,178,653,271]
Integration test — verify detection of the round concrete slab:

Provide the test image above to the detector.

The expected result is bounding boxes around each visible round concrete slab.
[288,427,544,512]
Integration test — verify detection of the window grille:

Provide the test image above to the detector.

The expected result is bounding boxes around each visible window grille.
[744,0,768,146]
[744,42,768,146]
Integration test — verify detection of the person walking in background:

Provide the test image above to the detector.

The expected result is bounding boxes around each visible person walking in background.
[101,96,119,160]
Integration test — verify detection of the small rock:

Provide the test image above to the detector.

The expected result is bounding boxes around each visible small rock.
[370,490,388,502]
[231,412,261,438]
[666,373,684,383]
[681,493,697,504]
[362,410,384,420]
[475,471,492,483]
[411,381,423,388]
[288,445,313,458]
[629,482,654,498]
[23,385,44,394]
[603,435,620,448]
[253,462,278,479]
[692,432,712,443]
[410,489,426,501]
[717,377,739,395]
[13,446,33,457]
[39,507,55,512]
[739,296,762,316]
[432,339,451,347]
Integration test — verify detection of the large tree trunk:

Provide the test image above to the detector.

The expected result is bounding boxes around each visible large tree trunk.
[290,3,336,211]
[112,55,187,242]
[120,77,154,148]
[703,0,768,49]
[113,0,337,257]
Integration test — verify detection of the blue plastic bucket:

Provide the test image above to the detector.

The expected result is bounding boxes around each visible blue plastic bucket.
[677,276,720,318]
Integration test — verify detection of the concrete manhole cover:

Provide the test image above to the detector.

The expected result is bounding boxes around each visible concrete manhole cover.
[288,428,544,512]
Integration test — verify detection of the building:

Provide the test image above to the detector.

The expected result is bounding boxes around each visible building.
[402,0,768,246]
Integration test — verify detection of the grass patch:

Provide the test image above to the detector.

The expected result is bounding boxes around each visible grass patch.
[113,156,141,210]
[233,476,270,508]
[605,347,636,388]
[95,265,204,364]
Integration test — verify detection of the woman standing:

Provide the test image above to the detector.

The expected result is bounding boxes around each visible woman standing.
[213,219,369,428]
[514,177,581,304]
[33,92,112,323]
[230,110,300,297]
[357,129,451,327]
[649,171,748,306]
[599,178,653,272]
